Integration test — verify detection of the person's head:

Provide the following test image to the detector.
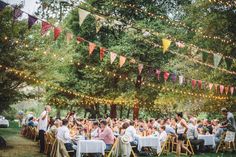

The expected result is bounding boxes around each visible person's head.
[221,108,228,116]
[45,105,51,112]
[213,119,219,126]
[93,121,99,128]
[189,118,197,125]
[62,119,68,126]
[122,122,129,129]
[160,125,166,132]
[176,112,183,120]
[100,120,107,129]
[28,117,33,122]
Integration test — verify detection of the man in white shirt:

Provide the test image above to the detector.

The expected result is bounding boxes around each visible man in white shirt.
[91,121,100,138]
[38,105,51,153]
[57,119,73,151]
[125,121,137,145]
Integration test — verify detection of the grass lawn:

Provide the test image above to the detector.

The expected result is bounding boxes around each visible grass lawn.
[0,122,235,157]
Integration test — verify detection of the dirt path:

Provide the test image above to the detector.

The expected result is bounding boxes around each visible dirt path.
[0,128,46,157]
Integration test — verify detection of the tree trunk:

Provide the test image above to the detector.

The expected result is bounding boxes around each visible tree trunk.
[104,105,107,115]
[110,104,117,118]
[127,107,130,118]
[119,106,123,119]
[133,99,139,120]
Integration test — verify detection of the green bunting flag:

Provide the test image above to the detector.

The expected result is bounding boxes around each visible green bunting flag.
[213,54,222,67]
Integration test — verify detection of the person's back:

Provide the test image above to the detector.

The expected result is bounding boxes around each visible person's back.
[57,125,71,143]
[125,121,136,142]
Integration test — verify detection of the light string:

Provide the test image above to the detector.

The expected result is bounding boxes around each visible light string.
[209,0,236,8]
[109,1,236,47]
[0,64,134,106]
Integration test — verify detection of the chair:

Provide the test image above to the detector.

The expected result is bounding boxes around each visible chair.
[158,135,172,156]
[171,136,194,156]
[50,138,70,157]
[105,138,119,157]
[216,131,235,153]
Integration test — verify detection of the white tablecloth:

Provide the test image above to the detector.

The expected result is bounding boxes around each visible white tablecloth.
[198,135,215,147]
[135,135,161,153]
[76,140,106,157]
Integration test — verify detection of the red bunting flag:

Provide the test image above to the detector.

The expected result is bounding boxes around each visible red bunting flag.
[138,64,143,74]
[225,86,229,95]
[119,56,126,67]
[41,21,52,35]
[209,83,213,90]
[77,36,85,43]
[220,85,224,94]
[156,69,161,80]
[198,80,202,89]
[88,42,96,55]
[163,72,170,81]
[230,87,234,95]
[100,47,106,61]
[192,80,196,89]
[54,27,62,40]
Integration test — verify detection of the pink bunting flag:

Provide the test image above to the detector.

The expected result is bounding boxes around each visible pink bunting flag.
[198,80,202,89]
[119,56,126,67]
[88,42,96,55]
[192,80,196,89]
[41,21,52,35]
[225,86,229,95]
[175,41,185,48]
[220,85,224,94]
[100,47,106,61]
[77,36,85,43]
[209,83,213,90]
[138,64,143,74]
[54,27,62,40]
[230,87,234,95]
[163,72,170,82]
[110,52,117,64]
[156,69,161,80]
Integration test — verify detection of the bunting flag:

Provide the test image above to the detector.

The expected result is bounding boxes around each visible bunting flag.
[0,1,8,11]
[171,74,177,82]
[100,47,106,61]
[213,54,222,67]
[192,79,196,89]
[119,56,126,67]
[209,83,213,90]
[220,85,224,94]
[214,84,218,93]
[28,15,37,29]
[110,52,117,64]
[230,87,234,95]
[162,38,171,53]
[54,27,62,40]
[175,41,185,48]
[198,80,202,89]
[179,75,184,85]
[156,69,161,80]
[163,72,170,81]
[225,86,229,95]
[13,8,23,20]
[130,58,136,64]
[95,15,105,33]
[138,64,143,74]
[88,42,96,55]
[77,36,85,43]
[78,8,90,26]
[41,21,51,35]
[66,32,73,43]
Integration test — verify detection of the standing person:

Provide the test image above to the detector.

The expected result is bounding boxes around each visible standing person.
[176,112,192,156]
[220,108,236,132]
[38,105,51,153]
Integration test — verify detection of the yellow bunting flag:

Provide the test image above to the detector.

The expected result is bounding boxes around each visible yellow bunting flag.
[78,8,90,26]
[95,15,106,33]
[119,56,126,67]
[162,38,171,53]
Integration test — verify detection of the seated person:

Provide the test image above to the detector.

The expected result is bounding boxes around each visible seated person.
[159,126,167,144]
[125,120,137,145]
[96,120,115,151]
[91,121,100,138]
[214,126,224,147]
[48,119,61,137]
[152,126,160,137]
[56,119,74,151]
[187,118,204,154]
[28,117,36,127]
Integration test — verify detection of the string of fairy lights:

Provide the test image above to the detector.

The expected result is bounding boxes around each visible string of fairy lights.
[80,2,236,61]
[75,4,236,76]
[0,64,134,106]
[209,0,236,8]
[108,1,236,47]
